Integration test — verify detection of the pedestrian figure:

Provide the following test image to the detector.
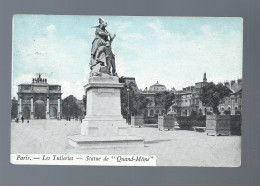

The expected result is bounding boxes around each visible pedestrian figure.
[21,116,24,123]
[27,120,29,123]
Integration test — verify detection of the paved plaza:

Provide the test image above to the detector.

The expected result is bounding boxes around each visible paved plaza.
[11,120,241,167]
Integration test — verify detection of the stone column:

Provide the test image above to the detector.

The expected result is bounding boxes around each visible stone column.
[46,96,50,119]
[57,97,61,119]
[30,96,34,119]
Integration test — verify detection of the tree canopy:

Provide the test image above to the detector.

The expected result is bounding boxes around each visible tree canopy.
[62,95,83,118]
[200,82,231,115]
[120,82,150,119]
[154,91,175,112]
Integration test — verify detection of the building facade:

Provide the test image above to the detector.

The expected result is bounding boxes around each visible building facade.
[119,76,139,92]
[141,81,168,119]
[172,73,211,116]
[172,73,242,116]
[120,78,168,120]
[17,74,62,119]
[218,79,242,115]
[120,74,242,119]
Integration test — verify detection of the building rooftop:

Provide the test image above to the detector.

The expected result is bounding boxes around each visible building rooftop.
[150,81,166,87]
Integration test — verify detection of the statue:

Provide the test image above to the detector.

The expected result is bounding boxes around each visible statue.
[89,18,117,77]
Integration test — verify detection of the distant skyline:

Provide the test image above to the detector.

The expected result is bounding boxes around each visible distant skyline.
[12,15,243,99]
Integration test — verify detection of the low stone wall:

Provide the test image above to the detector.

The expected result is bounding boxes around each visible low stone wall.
[144,117,158,124]
[177,116,206,130]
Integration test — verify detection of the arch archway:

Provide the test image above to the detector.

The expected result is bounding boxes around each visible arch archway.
[22,106,30,119]
[50,106,57,119]
[34,100,46,119]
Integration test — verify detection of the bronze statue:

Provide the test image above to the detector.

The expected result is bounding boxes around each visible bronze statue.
[90,18,117,76]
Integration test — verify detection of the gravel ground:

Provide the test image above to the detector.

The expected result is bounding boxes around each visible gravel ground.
[11,120,241,167]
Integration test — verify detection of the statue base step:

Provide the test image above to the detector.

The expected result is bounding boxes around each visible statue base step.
[68,135,144,149]
[68,118,144,149]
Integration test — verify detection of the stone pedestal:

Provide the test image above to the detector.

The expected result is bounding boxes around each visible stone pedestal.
[68,76,144,149]
[158,115,175,131]
[206,115,231,136]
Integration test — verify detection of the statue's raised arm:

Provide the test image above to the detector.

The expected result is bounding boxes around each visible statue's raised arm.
[89,18,117,77]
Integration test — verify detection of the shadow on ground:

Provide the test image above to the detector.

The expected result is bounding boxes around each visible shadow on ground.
[144,139,172,144]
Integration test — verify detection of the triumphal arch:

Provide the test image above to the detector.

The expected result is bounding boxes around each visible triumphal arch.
[17,74,62,119]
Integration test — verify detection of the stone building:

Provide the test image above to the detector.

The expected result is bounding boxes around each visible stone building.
[120,78,168,120]
[17,74,62,119]
[172,73,243,116]
[119,76,139,92]
[218,79,242,115]
[172,73,211,116]
[141,81,168,118]
[149,81,167,92]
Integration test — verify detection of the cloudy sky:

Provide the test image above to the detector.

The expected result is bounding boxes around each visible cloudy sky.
[12,15,243,99]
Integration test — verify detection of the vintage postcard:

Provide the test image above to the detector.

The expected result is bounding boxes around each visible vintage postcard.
[11,15,242,166]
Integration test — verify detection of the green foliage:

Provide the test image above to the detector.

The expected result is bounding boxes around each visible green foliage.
[154,91,175,112]
[121,82,150,119]
[62,95,82,118]
[200,82,231,115]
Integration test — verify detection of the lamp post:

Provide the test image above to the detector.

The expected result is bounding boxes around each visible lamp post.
[127,86,130,125]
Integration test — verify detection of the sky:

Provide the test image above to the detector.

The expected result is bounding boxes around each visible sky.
[12,15,243,99]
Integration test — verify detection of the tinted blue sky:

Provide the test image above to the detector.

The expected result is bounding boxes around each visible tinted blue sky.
[12,15,243,99]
